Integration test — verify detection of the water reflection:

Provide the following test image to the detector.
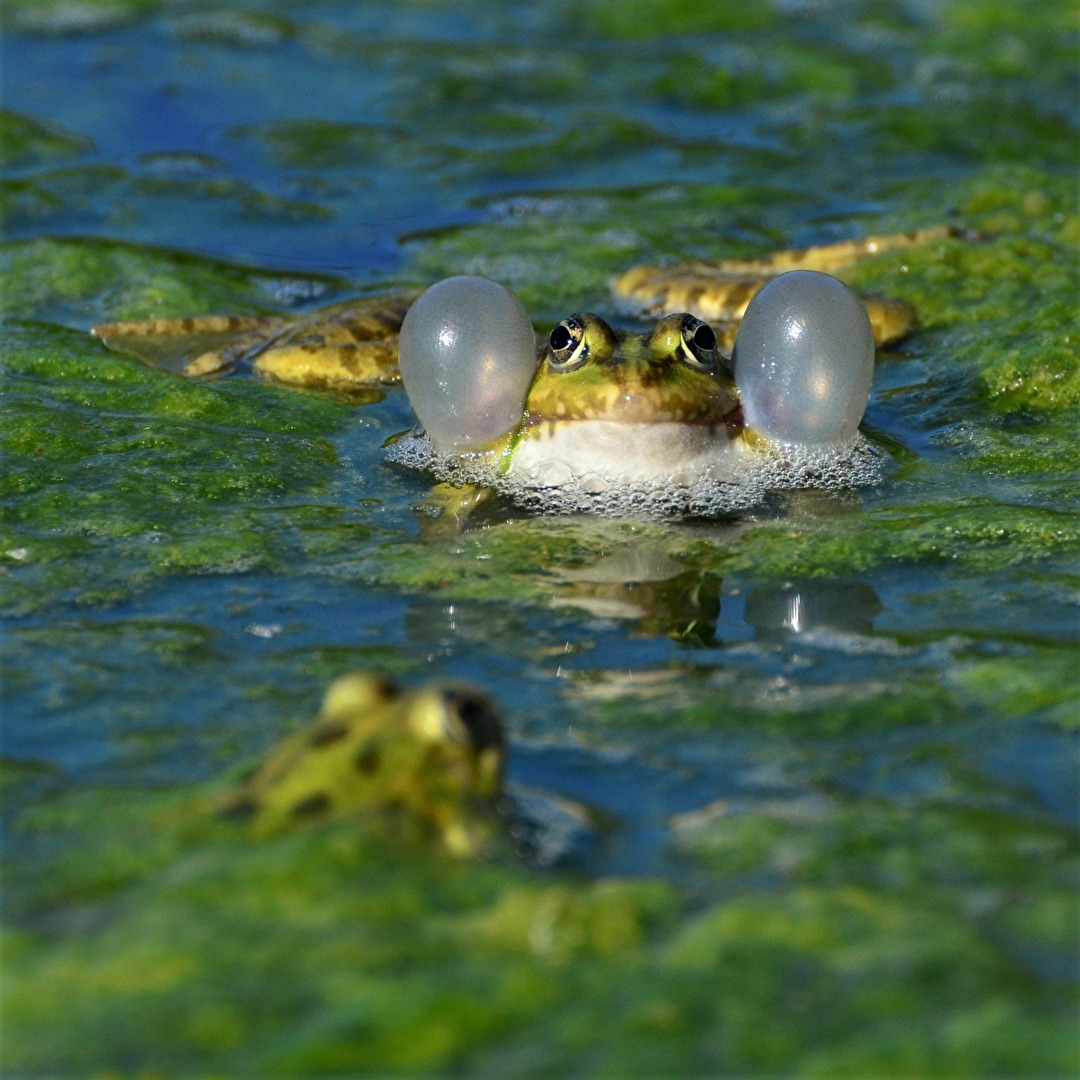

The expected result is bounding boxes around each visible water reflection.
[743,579,882,641]
[551,547,721,647]
[402,538,882,656]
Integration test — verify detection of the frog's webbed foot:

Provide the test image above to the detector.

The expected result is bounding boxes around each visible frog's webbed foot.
[416,482,496,538]
[612,225,973,348]
[91,290,421,388]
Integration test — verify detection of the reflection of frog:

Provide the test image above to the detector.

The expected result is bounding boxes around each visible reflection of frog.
[92,227,950,386]
[219,672,505,857]
[551,545,722,646]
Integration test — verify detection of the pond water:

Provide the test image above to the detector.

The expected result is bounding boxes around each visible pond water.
[2,0,1078,1074]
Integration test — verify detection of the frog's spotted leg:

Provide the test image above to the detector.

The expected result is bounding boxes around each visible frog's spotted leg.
[612,225,974,349]
[91,313,290,377]
[91,290,420,388]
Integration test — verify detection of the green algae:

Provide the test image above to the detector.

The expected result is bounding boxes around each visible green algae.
[406,182,797,319]
[0,236,344,323]
[3,0,159,35]
[0,110,92,169]
[0,309,361,615]
[581,0,779,38]
[4,754,1075,1075]
[575,635,1079,738]
[653,40,893,110]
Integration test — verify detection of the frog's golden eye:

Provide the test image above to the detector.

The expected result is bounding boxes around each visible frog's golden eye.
[547,317,588,371]
[680,315,719,371]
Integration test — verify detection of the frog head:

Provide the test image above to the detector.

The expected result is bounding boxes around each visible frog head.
[525,311,739,426]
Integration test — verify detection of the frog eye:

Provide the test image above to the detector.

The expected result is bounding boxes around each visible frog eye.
[441,688,504,753]
[679,316,719,371]
[547,317,588,371]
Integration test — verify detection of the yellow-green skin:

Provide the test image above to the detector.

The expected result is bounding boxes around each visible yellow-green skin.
[219,672,505,856]
[524,312,738,426]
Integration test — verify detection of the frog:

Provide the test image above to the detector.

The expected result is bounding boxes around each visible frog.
[91,226,953,386]
[217,671,506,857]
[90,225,969,512]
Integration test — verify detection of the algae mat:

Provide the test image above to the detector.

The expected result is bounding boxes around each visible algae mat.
[2,0,1078,1074]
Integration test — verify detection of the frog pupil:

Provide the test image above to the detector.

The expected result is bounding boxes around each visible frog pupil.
[692,323,716,352]
[549,324,573,352]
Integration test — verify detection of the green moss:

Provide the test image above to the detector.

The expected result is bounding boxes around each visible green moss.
[166,8,295,46]
[406,182,794,319]
[720,502,1080,578]
[0,236,343,323]
[5,778,1074,1075]
[581,0,779,38]
[950,650,1080,726]
[3,0,160,34]
[0,260,362,613]
[654,42,890,110]
[0,110,92,169]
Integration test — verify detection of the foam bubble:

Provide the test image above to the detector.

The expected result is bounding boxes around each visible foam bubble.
[386,429,883,520]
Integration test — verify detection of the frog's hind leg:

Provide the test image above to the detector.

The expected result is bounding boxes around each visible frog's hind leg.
[863,296,917,347]
[612,225,969,346]
[91,289,421,387]
[251,291,419,389]
[91,314,291,377]
[684,224,964,278]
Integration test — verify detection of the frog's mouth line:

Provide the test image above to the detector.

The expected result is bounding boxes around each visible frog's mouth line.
[523,404,744,430]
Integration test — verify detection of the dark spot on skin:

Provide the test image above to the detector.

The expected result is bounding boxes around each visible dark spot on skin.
[355,744,381,773]
[373,308,407,333]
[639,359,670,389]
[309,722,350,748]
[371,674,400,702]
[293,792,332,818]
[219,796,259,821]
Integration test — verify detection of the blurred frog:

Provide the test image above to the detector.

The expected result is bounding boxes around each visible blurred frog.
[218,672,505,857]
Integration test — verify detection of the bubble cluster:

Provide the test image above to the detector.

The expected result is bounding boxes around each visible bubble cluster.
[386,430,883,520]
